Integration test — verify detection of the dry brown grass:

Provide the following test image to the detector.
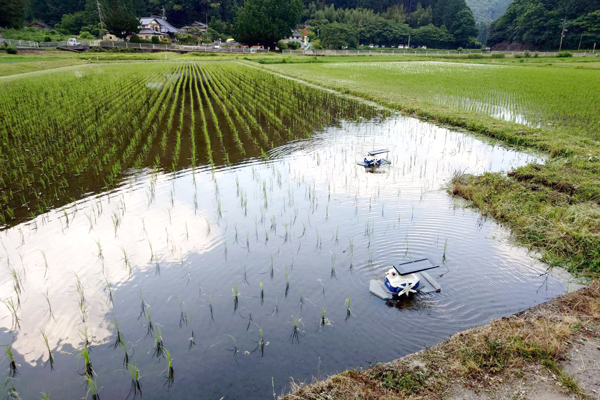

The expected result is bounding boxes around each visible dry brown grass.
[280,282,600,400]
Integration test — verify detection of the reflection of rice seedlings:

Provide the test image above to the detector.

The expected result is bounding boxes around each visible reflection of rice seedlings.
[285,268,289,298]
[152,326,164,359]
[103,273,113,304]
[269,255,274,279]
[145,310,154,338]
[74,273,87,323]
[443,239,448,261]
[188,331,196,352]
[85,375,100,400]
[94,240,104,263]
[208,294,215,322]
[39,250,49,278]
[2,298,20,330]
[4,345,17,377]
[223,240,228,260]
[127,362,143,399]
[9,269,21,307]
[321,306,327,327]
[205,217,211,236]
[41,330,54,370]
[138,289,148,320]
[245,233,250,251]
[78,346,93,377]
[224,334,240,360]
[112,211,120,237]
[79,326,92,349]
[163,348,174,389]
[178,300,188,328]
[298,288,303,310]
[260,282,264,305]
[120,247,132,275]
[330,253,336,278]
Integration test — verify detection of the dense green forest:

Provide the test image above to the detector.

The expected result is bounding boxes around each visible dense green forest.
[0,0,480,48]
[488,0,600,50]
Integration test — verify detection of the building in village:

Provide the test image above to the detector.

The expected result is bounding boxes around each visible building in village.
[137,16,179,41]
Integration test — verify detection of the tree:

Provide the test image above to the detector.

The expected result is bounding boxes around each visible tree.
[321,22,357,48]
[451,8,477,46]
[233,0,303,49]
[55,11,88,35]
[0,0,28,28]
[105,2,140,40]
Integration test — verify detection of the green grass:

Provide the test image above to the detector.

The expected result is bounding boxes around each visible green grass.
[263,59,600,275]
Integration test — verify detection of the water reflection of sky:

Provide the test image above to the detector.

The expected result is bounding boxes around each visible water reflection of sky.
[0,114,578,399]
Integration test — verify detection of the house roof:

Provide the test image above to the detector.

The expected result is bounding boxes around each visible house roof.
[29,20,52,30]
[291,30,303,38]
[140,16,179,34]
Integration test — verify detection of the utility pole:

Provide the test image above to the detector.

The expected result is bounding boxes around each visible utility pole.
[162,6,166,20]
[558,17,567,52]
[578,32,584,51]
[96,0,104,30]
[407,34,411,48]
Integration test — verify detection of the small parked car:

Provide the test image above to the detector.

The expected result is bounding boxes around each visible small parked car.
[67,38,81,46]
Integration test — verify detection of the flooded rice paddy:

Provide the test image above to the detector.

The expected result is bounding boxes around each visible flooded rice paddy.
[0,62,578,399]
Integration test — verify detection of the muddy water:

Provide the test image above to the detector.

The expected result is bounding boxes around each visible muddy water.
[0,112,577,399]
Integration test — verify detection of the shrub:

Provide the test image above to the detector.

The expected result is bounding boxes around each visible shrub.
[278,41,288,50]
[79,31,94,39]
[130,35,141,43]
[534,51,539,58]
[491,53,505,58]
[524,50,531,58]
[6,46,18,55]
[514,53,524,58]
[557,51,573,58]
[467,54,483,59]
[151,36,160,44]
[287,41,301,50]
[457,47,464,53]
[90,46,105,52]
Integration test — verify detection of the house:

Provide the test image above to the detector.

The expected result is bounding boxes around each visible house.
[138,16,179,41]
[281,29,304,45]
[102,32,120,41]
[29,20,52,30]
[180,21,208,34]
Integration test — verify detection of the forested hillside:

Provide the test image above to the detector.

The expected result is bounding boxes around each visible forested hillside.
[1,0,479,49]
[465,0,512,23]
[488,0,600,50]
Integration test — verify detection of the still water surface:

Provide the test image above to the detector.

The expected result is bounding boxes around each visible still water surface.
[0,113,575,399]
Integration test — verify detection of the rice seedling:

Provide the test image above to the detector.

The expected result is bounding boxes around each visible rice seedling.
[260,281,264,305]
[4,345,17,377]
[2,298,21,330]
[138,288,148,320]
[152,326,165,359]
[78,346,93,377]
[162,348,175,389]
[188,331,196,352]
[345,295,352,320]
[41,330,54,370]
[289,316,304,344]
[232,283,239,312]
[38,250,49,278]
[443,239,448,262]
[126,362,142,400]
